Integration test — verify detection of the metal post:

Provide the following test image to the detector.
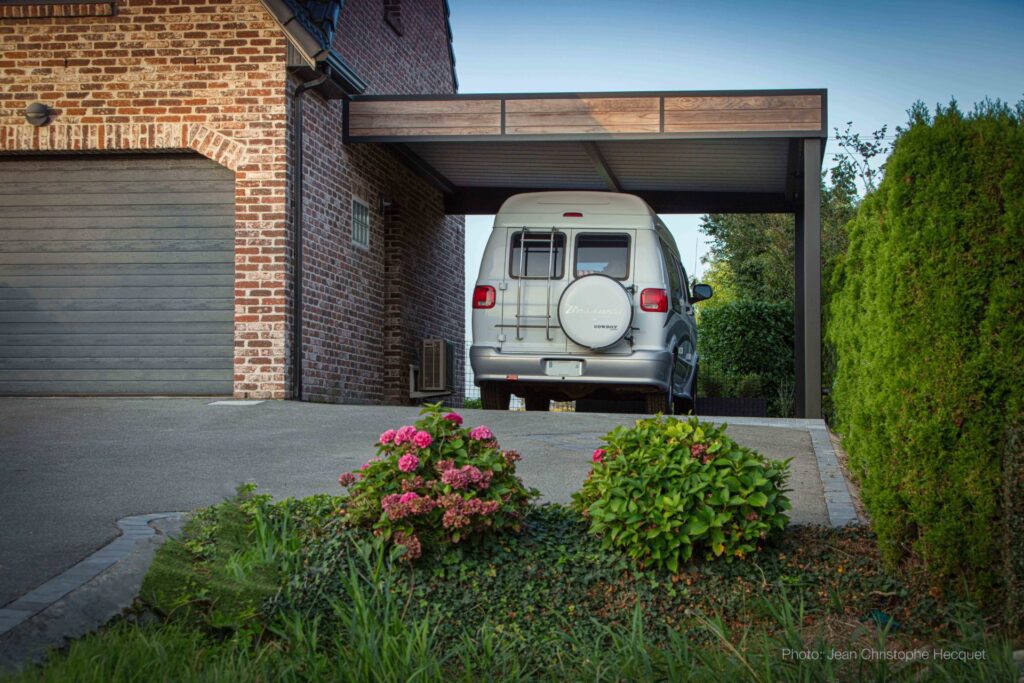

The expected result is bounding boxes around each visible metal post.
[795,206,805,416]
[797,138,822,419]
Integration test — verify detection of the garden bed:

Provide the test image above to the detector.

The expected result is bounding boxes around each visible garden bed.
[7,408,1017,681]
[7,489,1015,682]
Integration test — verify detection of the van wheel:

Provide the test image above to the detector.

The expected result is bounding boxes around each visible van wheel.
[645,369,674,415]
[480,383,510,410]
[524,394,550,412]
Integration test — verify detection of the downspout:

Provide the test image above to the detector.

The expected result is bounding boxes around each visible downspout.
[290,69,329,401]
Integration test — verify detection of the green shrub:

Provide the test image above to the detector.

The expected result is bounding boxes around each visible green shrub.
[697,367,728,398]
[733,372,763,398]
[572,416,790,572]
[828,100,1024,603]
[697,300,793,414]
[337,404,537,561]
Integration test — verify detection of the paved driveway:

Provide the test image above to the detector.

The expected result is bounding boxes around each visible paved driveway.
[0,398,843,608]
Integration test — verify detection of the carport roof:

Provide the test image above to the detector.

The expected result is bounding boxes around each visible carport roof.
[344,89,827,214]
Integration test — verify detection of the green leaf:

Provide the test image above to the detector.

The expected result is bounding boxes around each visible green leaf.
[748,492,768,507]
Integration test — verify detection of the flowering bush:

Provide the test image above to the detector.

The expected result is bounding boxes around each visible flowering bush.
[572,415,790,572]
[337,404,537,560]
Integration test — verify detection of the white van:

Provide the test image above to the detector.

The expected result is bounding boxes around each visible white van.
[470,191,712,413]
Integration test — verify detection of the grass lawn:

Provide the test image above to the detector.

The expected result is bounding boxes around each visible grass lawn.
[4,486,1016,682]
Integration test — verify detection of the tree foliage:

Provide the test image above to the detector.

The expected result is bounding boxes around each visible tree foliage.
[828,100,1024,603]
[698,163,860,307]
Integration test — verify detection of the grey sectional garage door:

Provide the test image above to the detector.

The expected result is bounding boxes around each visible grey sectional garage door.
[0,154,235,395]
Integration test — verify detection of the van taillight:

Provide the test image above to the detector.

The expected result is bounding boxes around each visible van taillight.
[472,285,496,309]
[562,212,583,218]
[640,288,668,313]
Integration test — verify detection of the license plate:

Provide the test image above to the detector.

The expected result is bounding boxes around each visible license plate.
[544,360,583,377]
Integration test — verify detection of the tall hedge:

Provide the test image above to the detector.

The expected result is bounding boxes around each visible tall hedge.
[828,101,1024,603]
[697,300,794,410]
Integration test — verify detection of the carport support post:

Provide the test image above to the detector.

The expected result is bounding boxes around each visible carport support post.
[794,138,822,419]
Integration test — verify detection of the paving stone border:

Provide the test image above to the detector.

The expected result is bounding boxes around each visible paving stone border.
[0,513,183,639]
[805,423,860,526]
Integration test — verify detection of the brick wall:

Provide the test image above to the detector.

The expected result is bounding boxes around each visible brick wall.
[0,0,291,399]
[0,0,464,404]
[294,0,464,405]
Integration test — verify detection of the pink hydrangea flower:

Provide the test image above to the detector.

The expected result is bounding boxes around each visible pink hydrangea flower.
[392,531,422,561]
[469,425,493,441]
[443,412,463,425]
[441,464,492,490]
[439,494,500,531]
[412,430,433,449]
[337,472,357,487]
[398,453,420,472]
[393,425,417,445]
[379,429,397,445]
[592,448,606,464]
[381,492,437,521]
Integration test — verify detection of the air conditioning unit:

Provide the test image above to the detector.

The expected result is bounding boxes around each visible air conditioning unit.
[419,339,454,392]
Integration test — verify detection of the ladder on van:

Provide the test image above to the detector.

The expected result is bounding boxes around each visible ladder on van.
[515,228,558,342]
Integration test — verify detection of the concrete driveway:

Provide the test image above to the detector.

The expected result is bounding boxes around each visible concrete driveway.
[0,398,853,609]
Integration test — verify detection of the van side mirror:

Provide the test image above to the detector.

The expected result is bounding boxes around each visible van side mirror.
[691,283,713,302]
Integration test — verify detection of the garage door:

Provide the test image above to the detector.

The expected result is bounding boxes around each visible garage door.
[0,154,235,395]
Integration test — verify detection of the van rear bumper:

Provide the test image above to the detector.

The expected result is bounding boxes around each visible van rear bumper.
[470,345,672,394]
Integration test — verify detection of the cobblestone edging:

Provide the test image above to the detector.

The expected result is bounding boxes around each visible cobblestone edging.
[0,513,184,638]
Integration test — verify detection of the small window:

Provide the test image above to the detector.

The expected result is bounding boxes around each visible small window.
[662,243,684,312]
[351,198,370,250]
[509,231,565,279]
[384,0,403,35]
[575,233,630,279]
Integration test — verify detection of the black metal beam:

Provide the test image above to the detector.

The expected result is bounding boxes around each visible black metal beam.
[580,142,622,192]
[795,138,823,419]
[785,139,800,202]
[444,188,797,215]
[352,87,828,102]
[388,143,456,195]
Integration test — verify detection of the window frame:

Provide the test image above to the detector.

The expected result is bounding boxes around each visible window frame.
[508,230,566,280]
[572,231,632,281]
[351,196,371,251]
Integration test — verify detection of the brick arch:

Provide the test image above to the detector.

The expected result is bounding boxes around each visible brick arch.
[0,122,247,172]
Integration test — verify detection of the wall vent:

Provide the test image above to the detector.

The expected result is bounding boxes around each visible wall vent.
[420,339,453,392]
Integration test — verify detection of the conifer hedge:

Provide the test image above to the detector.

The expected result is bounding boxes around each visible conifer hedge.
[828,101,1024,604]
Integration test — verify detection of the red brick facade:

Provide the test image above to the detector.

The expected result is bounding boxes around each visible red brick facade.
[294,0,463,404]
[0,0,463,404]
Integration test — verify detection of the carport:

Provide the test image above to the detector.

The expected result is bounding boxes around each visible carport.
[345,89,826,418]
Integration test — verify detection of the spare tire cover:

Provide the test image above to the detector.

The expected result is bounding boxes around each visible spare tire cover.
[557,274,633,350]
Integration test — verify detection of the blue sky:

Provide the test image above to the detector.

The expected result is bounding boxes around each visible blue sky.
[448,0,1024,334]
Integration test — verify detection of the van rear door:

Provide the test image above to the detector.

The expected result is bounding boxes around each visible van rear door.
[499,228,570,354]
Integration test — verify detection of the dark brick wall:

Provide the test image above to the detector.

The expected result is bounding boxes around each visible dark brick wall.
[292,0,464,405]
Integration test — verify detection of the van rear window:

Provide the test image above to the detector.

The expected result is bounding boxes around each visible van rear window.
[575,234,630,279]
[509,231,565,279]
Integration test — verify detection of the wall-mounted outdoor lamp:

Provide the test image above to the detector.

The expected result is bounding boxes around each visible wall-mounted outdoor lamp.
[25,102,54,127]
[378,194,393,213]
